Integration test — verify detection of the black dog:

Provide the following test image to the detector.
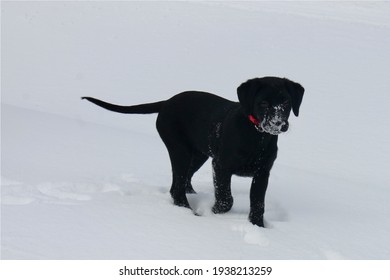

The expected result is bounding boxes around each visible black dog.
[82,77,304,227]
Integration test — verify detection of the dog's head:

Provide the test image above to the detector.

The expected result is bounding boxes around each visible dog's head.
[237,77,304,135]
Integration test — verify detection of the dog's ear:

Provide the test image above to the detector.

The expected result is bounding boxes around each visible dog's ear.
[237,79,256,115]
[285,79,304,117]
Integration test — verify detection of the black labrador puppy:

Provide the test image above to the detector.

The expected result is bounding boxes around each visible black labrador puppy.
[82,77,304,227]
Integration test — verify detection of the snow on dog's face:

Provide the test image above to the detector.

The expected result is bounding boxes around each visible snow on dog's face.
[259,101,291,135]
[237,77,304,135]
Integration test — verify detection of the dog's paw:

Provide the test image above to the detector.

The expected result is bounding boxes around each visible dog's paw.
[212,197,233,214]
[172,196,191,209]
[248,213,265,227]
[174,201,191,209]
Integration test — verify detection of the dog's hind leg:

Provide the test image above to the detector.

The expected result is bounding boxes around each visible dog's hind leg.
[166,146,195,208]
[156,113,207,209]
[164,145,209,208]
[185,153,208,194]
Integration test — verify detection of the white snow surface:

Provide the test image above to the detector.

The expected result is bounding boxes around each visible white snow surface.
[2,1,390,260]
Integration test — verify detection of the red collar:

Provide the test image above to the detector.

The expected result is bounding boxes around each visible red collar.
[248,115,264,132]
[248,114,261,126]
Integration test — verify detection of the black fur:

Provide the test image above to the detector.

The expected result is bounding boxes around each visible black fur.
[83,77,304,227]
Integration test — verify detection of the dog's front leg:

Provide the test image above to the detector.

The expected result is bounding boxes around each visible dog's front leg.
[211,160,233,214]
[248,171,271,227]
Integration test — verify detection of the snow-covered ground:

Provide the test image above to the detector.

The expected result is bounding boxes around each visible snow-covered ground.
[2,1,390,259]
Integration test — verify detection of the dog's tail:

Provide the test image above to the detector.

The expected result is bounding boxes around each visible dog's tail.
[81,97,164,114]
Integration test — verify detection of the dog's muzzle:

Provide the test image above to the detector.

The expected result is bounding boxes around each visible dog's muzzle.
[261,116,289,135]
[248,113,289,135]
